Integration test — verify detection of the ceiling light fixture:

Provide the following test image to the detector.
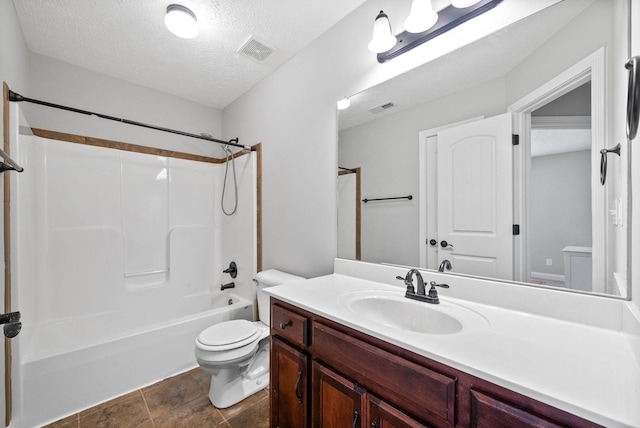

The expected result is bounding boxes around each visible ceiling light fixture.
[337,97,351,110]
[371,0,502,63]
[165,4,199,39]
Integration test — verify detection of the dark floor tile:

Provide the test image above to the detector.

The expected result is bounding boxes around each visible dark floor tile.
[78,392,151,428]
[42,414,79,428]
[225,396,269,428]
[78,391,142,418]
[143,370,207,419]
[153,395,226,428]
[186,367,212,393]
[217,388,269,421]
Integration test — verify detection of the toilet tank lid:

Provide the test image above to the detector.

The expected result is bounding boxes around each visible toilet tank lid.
[255,269,304,286]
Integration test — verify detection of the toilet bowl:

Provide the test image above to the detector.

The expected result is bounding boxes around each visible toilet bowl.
[195,269,304,408]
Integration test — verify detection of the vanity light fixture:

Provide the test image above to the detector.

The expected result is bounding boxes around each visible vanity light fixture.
[367,11,397,53]
[337,97,351,110]
[371,0,503,63]
[404,0,438,34]
[451,0,483,8]
[165,4,199,39]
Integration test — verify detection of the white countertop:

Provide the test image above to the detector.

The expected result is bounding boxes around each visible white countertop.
[265,273,640,428]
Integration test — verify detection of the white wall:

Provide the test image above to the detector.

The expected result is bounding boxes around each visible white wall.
[26,53,223,157]
[531,150,592,275]
[0,1,30,95]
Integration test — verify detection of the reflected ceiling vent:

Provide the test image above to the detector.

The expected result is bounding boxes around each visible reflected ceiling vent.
[369,101,396,114]
[237,36,275,62]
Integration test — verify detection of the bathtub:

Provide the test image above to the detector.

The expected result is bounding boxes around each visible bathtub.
[14,292,253,428]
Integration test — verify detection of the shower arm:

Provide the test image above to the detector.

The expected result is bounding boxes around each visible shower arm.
[8,89,253,152]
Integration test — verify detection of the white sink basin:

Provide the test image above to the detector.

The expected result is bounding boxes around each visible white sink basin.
[343,290,487,335]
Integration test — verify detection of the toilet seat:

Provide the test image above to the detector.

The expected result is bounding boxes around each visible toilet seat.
[196,319,261,352]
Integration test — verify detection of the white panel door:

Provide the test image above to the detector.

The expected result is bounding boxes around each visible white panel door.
[437,113,513,280]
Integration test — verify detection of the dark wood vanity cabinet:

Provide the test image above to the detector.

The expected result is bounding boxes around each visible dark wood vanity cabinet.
[271,337,308,428]
[269,298,602,428]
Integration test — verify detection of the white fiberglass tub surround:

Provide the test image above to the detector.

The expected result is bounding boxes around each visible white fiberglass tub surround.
[11,130,257,428]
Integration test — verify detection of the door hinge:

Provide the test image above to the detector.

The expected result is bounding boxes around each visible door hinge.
[0,311,21,338]
[513,224,520,235]
[512,134,520,145]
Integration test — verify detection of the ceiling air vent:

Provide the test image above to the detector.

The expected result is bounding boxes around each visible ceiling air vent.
[238,36,275,62]
[369,102,396,114]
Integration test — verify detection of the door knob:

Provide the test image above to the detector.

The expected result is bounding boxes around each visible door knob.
[440,240,453,249]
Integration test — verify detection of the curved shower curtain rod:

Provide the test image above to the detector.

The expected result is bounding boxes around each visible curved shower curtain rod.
[8,89,253,151]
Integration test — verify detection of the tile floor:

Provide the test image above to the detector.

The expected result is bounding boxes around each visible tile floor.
[43,368,270,428]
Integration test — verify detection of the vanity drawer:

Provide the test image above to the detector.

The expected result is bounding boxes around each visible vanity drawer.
[311,322,456,428]
[271,304,309,348]
[470,389,563,428]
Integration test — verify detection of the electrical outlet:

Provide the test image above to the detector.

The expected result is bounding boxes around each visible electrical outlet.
[546,259,552,266]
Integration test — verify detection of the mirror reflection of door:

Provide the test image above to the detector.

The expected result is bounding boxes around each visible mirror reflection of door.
[337,167,361,260]
[425,84,596,290]
[530,83,592,291]
[428,113,513,280]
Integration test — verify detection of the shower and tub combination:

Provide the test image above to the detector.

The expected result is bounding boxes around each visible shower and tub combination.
[6,99,260,427]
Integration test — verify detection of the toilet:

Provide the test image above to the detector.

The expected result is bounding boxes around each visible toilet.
[194,269,304,408]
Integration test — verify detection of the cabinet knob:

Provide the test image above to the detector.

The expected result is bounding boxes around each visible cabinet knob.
[280,320,292,329]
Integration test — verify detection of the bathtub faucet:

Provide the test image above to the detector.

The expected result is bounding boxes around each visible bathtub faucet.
[220,282,235,291]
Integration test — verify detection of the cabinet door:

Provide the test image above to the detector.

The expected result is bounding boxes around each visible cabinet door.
[368,395,428,428]
[312,361,364,428]
[271,337,308,428]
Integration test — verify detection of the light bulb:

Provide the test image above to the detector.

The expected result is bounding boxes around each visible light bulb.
[404,0,438,33]
[451,0,483,8]
[337,97,351,110]
[367,11,397,53]
[165,4,199,39]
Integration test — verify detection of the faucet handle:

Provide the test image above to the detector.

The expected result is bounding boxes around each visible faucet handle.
[397,275,415,294]
[430,281,450,289]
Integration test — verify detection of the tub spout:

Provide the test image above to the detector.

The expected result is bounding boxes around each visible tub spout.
[220,282,235,291]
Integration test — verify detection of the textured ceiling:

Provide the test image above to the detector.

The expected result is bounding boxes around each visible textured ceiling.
[12,0,367,109]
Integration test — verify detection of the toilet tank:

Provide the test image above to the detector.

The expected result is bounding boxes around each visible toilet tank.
[255,269,304,326]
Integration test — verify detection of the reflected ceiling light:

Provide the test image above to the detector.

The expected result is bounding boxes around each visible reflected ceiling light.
[404,0,438,33]
[451,0,483,8]
[165,4,199,39]
[337,97,351,110]
[371,0,503,63]
[367,11,397,53]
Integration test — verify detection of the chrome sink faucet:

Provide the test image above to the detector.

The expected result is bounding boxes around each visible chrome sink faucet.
[438,259,452,272]
[397,268,450,304]
[403,269,426,296]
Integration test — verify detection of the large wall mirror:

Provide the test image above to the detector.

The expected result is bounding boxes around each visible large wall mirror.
[338,0,630,299]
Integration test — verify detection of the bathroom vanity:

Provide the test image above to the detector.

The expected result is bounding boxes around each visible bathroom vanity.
[267,260,640,428]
